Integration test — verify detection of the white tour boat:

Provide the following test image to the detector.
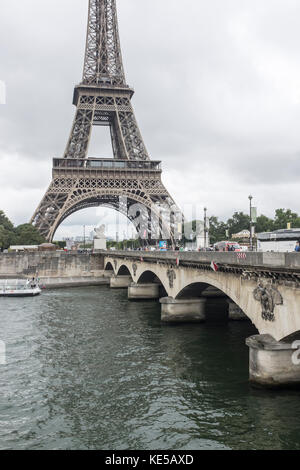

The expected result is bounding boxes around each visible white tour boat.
[0,279,42,297]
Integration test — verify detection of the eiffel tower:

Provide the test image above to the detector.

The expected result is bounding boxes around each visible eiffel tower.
[31,0,182,244]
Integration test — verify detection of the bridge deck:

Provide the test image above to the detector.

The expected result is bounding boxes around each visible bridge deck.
[104,251,300,273]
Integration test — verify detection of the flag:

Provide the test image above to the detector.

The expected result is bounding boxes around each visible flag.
[210,261,219,272]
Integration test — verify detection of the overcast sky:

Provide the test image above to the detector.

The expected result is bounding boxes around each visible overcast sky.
[1,0,300,239]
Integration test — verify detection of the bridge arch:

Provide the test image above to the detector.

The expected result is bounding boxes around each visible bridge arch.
[173,270,254,319]
[136,270,168,297]
[104,261,114,271]
[174,276,241,305]
[176,282,227,299]
[104,261,116,274]
[175,280,247,322]
[117,265,132,277]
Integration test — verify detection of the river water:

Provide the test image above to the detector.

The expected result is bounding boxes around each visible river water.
[1,286,300,450]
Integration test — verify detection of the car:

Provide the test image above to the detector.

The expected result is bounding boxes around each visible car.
[214,241,241,252]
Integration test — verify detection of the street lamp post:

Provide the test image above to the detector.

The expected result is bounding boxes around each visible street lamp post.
[248,195,253,251]
[204,207,208,250]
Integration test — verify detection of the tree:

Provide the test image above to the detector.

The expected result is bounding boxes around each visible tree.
[273,209,300,231]
[0,210,17,249]
[256,215,274,233]
[54,241,66,249]
[209,216,227,244]
[14,224,45,245]
[226,212,250,236]
[0,225,17,250]
[0,210,14,232]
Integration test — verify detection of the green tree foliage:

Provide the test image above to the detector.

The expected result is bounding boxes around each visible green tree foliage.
[208,216,227,244]
[0,225,16,250]
[0,210,14,231]
[256,214,274,233]
[273,209,300,231]
[14,224,45,246]
[1,207,300,251]
[208,209,300,244]
[226,212,250,236]
[0,211,46,250]
[54,241,66,250]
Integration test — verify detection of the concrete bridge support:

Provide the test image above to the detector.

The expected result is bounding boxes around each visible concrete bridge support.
[246,335,300,389]
[160,297,206,324]
[110,275,132,289]
[227,300,249,321]
[104,251,300,389]
[128,283,160,300]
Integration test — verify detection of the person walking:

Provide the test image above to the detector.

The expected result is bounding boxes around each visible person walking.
[295,241,300,252]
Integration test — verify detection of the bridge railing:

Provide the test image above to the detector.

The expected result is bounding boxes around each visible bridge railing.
[102,250,300,271]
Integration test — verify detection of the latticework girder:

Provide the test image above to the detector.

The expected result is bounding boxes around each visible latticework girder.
[31,0,182,243]
[83,0,125,86]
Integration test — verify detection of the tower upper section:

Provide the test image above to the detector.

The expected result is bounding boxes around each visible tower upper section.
[82,0,126,87]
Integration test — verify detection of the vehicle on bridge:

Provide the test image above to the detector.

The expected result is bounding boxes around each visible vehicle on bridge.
[214,241,242,252]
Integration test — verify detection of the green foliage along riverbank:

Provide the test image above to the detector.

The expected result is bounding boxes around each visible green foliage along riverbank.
[209,209,300,244]
[1,207,299,250]
[0,211,45,250]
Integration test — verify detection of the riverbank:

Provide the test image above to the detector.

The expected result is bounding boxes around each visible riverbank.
[0,251,110,288]
[0,275,110,289]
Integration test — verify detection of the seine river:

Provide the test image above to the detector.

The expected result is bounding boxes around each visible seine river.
[1,286,300,450]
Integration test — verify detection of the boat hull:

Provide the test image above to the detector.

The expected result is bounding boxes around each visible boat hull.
[0,288,42,297]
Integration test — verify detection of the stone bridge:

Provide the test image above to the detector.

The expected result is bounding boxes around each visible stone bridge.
[104,250,300,388]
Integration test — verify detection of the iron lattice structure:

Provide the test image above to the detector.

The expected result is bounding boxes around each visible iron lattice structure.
[31,0,182,243]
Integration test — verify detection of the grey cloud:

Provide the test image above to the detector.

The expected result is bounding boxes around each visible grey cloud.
[1,0,300,233]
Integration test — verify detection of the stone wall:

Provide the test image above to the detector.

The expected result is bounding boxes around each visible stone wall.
[0,252,105,279]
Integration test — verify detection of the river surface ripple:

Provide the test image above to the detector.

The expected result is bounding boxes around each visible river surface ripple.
[1,286,300,450]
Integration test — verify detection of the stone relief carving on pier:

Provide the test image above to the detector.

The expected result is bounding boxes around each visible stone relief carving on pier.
[253,282,283,322]
[167,269,176,289]
[132,264,138,277]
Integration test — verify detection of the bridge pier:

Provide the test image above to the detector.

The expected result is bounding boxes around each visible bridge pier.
[246,334,300,389]
[227,300,249,321]
[160,297,206,324]
[110,275,132,289]
[128,283,160,300]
